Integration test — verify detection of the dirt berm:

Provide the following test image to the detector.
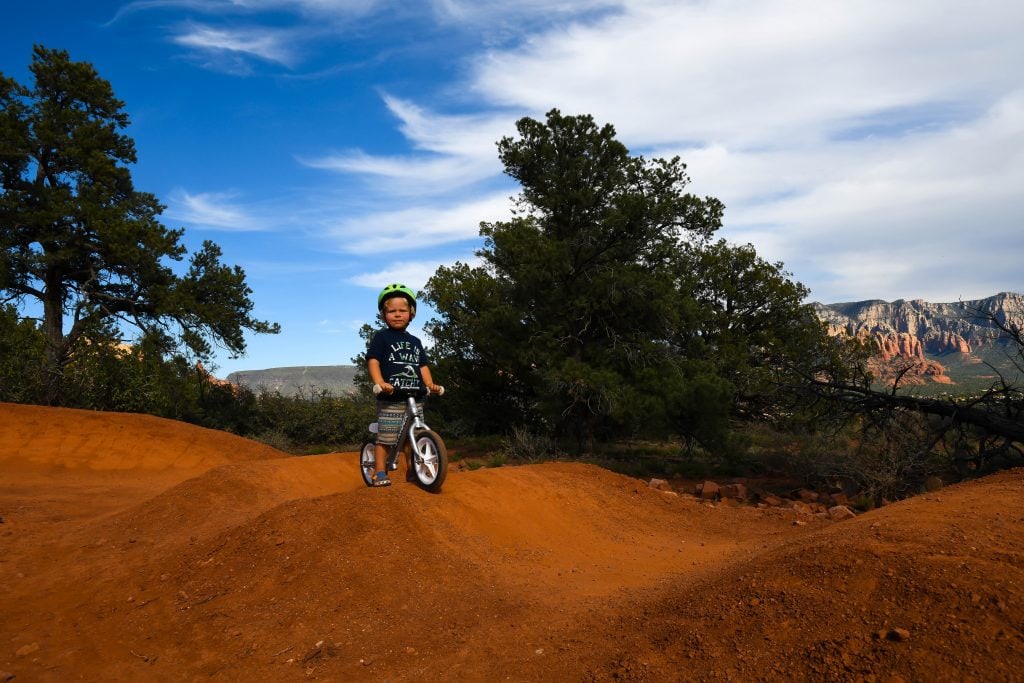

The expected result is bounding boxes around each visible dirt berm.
[1,402,1022,681]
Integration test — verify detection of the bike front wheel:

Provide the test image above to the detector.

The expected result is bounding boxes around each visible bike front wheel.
[359,440,377,488]
[409,429,447,493]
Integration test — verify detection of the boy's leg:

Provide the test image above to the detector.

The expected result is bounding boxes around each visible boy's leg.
[403,442,415,481]
[403,404,421,481]
[374,443,389,474]
[373,401,403,486]
[372,443,390,486]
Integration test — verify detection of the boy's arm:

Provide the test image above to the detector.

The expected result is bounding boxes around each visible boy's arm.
[368,358,393,394]
[420,365,441,394]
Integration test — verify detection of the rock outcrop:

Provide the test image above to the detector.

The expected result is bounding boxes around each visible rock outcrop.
[814,292,1023,386]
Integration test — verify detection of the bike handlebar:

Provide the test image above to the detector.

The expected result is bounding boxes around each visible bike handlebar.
[372,384,445,398]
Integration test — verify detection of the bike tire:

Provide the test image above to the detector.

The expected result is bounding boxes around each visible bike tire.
[410,429,447,493]
[359,440,377,488]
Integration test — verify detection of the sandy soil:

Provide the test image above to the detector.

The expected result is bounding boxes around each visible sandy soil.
[1,402,1022,681]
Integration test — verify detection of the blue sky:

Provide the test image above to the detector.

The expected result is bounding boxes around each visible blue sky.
[3,0,1022,376]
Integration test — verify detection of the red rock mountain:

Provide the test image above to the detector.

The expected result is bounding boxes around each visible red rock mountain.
[813,291,1023,386]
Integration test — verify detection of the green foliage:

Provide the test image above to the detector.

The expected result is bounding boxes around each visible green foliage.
[350,323,378,400]
[776,411,951,505]
[425,109,721,452]
[486,453,508,468]
[0,46,278,403]
[0,304,47,402]
[673,240,827,417]
[245,388,376,452]
[1,298,375,453]
[499,426,564,462]
[424,109,830,456]
[0,304,207,416]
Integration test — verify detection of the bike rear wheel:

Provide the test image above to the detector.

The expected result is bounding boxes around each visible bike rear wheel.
[409,429,447,492]
[359,440,377,487]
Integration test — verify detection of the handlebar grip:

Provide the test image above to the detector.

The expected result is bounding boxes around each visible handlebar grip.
[371,385,446,398]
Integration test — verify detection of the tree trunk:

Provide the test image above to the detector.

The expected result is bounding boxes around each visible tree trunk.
[810,379,1024,445]
[42,272,66,405]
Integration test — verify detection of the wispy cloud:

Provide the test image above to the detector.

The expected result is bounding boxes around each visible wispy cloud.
[362,0,1024,303]
[428,0,623,30]
[301,148,499,196]
[299,95,512,195]
[113,1,383,72]
[348,260,458,291]
[474,2,1018,145]
[107,0,220,25]
[718,91,1024,301]
[166,190,270,231]
[112,0,383,22]
[327,193,511,254]
[171,23,298,67]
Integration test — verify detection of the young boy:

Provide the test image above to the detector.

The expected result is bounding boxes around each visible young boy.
[366,283,440,487]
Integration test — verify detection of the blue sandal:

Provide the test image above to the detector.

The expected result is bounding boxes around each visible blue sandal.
[373,471,391,487]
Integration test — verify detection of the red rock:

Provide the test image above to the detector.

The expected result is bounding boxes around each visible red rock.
[720,483,748,500]
[700,481,720,500]
[828,505,856,520]
[796,489,819,503]
[791,501,814,516]
[887,628,911,642]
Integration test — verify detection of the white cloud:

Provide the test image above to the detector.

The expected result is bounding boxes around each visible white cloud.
[469,0,1024,148]
[113,0,383,22]
[167,190,270,231]
[690,96,1024,304]
[172,23,298,66]
[735,92,1024,253]
[244,0,381,15]
[327,193,512,254]
[348,261,448,291]
[299,95,513,195]
[301,148,497,196]
[428,0,622,26]
[426,0,1024,303]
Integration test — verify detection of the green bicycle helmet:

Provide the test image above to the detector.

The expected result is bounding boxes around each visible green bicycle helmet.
[377,283,417,318]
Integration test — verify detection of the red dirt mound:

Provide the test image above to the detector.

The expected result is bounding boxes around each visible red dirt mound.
[0,402,282,473]
[1,403,1022,681]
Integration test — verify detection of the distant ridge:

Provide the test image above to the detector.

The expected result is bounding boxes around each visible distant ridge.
[813,291,1023,390]
[226,365,359,397]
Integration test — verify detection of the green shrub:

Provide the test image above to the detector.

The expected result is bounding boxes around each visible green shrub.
[0,305,47,404]
[851,494,876,512]
[252,429,293,452]
[805,412,948,505]
[499,426,563,462]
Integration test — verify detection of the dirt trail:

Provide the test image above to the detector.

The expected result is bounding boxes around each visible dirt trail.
[1,402,1022,681]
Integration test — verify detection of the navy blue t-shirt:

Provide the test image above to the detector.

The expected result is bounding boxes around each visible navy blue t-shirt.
[366,327,430,396]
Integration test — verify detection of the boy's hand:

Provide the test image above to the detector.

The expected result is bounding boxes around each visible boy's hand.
[426,383,444,395]
[372,383,395,396]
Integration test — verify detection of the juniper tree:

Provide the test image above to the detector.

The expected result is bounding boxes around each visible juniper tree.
[0,46,278,402]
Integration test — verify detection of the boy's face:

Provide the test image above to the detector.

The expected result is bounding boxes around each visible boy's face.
[381,296,411,331]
